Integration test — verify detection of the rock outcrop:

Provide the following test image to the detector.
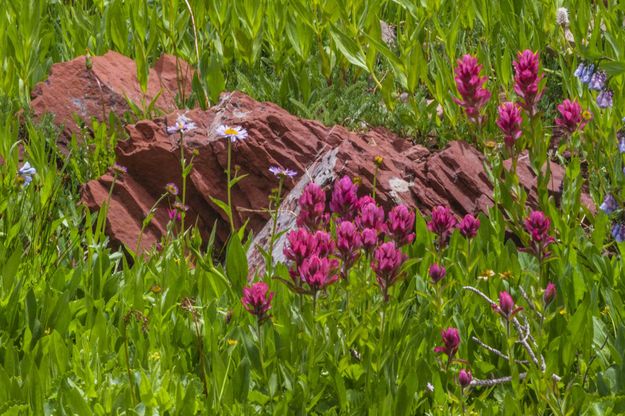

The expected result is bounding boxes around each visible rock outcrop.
[30,51,194,148]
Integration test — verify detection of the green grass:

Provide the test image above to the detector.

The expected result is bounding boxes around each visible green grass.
[1,0,625,414]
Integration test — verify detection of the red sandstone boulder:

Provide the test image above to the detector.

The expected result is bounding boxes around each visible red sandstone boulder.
[30,51,194,147]
[81,91,589,255]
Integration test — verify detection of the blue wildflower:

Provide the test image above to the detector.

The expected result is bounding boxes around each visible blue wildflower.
[619,137,625,153]
[597,90,613,109]
[588,71,607,91]
[574,63,595,84]
[612,222,625,243]
[18,162,36,187]
[600,194,619,214]
[167,114,197,135]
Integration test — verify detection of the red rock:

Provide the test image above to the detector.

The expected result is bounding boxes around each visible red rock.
[78,90,591,257]
[30,51,193,148]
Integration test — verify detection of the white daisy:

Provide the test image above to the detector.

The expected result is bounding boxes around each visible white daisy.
[216,125,248,142]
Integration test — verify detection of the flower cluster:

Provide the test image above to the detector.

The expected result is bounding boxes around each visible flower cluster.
[282,176,414,300]
[575,63,613,109]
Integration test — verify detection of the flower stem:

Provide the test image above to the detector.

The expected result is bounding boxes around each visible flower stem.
[266,177,284,278]
[226,139,235,234]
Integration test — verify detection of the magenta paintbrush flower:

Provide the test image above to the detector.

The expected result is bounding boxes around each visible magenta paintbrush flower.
[242,282,274,323]
[458,369,472,388]
[371,242,406,301]
[297,182,327,230]
[336,221,362,272]
[524,210,556,259]
[453,54,491,125]
[361,228,379,252]
[555,99,589,135]
[492,291,523,321]
[434,327,460,358]
[544,282,556,305]
[429,263,446,284]
[299,255,339,293]
[357,201,386,232]
[330,176,359,220]
[458,214,480,239]
[387,204,415,246]
[513,50,544,117]
[428,206,457,246]
[496,102,523,149]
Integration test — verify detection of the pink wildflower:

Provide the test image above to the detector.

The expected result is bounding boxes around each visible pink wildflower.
[453,54,491,124]
[513,50,544,116]
[242,282,274,323]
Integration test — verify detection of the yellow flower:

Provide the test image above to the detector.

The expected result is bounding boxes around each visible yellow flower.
[150,284,162,294]
[478,269,495,281]
[499,271,512,280]
[227,339,238,346]
[149,351,161,361]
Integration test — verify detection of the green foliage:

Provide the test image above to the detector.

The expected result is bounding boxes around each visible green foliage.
[0,0,625,414]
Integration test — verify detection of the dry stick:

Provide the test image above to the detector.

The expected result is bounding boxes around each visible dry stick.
[471,336,529,365]
[463,286,556,380]
[472,373,561,387]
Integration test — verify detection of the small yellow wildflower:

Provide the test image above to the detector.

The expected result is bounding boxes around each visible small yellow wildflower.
[478,269,495,281]
[227,339,238,346]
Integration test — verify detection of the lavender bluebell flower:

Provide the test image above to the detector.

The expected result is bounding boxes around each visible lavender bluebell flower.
[597,90,613,109]
[600,194,619,214]
[18,162,36,187]
[574,63,594,84]
[618,130,625,153]
[611,222,625,243]
[588,71,607,91]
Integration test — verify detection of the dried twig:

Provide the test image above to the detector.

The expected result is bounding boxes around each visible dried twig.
[472,336,529,365]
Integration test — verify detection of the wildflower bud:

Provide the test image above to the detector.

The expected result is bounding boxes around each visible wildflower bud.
[513,50,544,117]
[429,263,446,284]
[173,201,189,213]
[494,291,522,320]
[544,282,556,305]
[192,148,200,157]
[434,327,460,358]
[167,208,181,222]
[374,155,384,166]
[387,204,415,246]
[330,176,359,219]
[496,102,523,149]
[453,54,491,124]
[555,99,588,134]
[458,214,480,239]
[241,282,274,323]
[458,369,473,388]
